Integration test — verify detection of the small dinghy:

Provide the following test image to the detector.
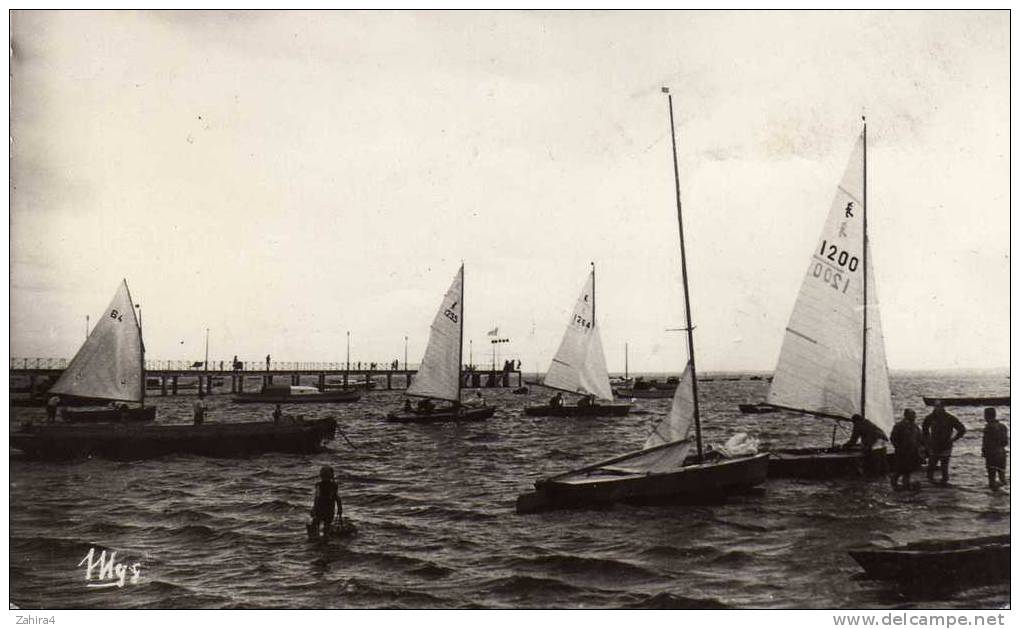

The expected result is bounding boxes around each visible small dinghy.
[763,124,897,479]
[523,265,631,418]
[849,534,1009,585]
[386,265,496,424]
[306,517,357,542]
[49,280,156,423]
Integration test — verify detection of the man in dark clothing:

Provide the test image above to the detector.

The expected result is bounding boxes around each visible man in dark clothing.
[922,402,966,485]
[981,407,1008,490]
[272,403,283,424]
[889,409,923,490]
[549,392,564,408]
[46,395,60,424]
[309,466,342,538]
[843,414,885,450]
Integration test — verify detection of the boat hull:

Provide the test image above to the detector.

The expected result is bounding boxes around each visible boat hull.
[523,403,632,417]
[232,390,362,404]
[923,396,1009,407]
[738,403,778,414]
[10,418,337,461]
[768,446,888,479]
[516,453,769,514]
[613,388,675,399]
[385,405,496,424]
[849,535,1009,585]
[61,406,156,423]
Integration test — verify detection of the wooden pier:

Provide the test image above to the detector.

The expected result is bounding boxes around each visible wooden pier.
[9,359,523,396]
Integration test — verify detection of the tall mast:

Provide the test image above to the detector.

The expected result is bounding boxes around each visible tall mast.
[458,263,465,403]
[590,261,596,330]
[860,118,868,419]
[665,88,703,463]
[126,280,145,408]
[624,342,628,380]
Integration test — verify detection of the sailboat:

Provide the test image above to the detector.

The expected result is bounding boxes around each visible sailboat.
[515,89,768,513]
[523,265,631,417]
[761,122,895,478]
[49,280,156,423]
[386,264,496,423]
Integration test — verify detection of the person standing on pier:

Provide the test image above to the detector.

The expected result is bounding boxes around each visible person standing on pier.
[889,409,923,491]
[922,402,966,485]
[46,394,60,424]
[981,407,1008,491]
[193,391,207,425]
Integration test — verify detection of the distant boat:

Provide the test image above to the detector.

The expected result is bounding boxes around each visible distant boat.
[738,403,778,415]
[386,265,496,423]
[49,280,156,423]
[10,417,338,460]
[848,534,1009,586]
[614,376,680,399]
[523,265,632,418]
[232,384,361,404]
[764,124,893,479]
[922,396,1009,407]
[516,90,767,513]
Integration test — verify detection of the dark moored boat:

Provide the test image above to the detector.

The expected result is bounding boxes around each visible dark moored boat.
[61,405,157,423]
[523,403,631,417]
[923,396,1010,407]
[768,446,888,479]
[10,395,104,408]
[517,93,768,514]
[738,403,778,414]
[233,385,361,404]
[849,534,1009,585]
[10,418,337,461]
[386,404,496,424]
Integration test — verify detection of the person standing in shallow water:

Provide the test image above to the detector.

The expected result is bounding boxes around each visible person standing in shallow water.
[193,392,207,425]
[46,395,60,424]
[922,402,966,485]
[889,409,923,490]
[310,466,342,537]
[981,407,1008,491]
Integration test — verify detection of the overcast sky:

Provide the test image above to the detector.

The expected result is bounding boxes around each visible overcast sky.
[10,10,1009,373]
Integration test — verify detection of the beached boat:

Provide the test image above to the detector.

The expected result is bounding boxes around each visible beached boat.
[10,417,337,461]
[49,280,155,423]
[386,265,496,423]
[763,123,894,478]
[848,534,1009,585]
[922,396,1010,407]
[516,90,768,514]
[232,384,361,404]
[523,265,631,418]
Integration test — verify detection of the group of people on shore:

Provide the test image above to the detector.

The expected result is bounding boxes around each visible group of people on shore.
[852,402,1009,491]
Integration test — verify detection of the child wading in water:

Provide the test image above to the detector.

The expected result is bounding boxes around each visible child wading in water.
[309,466,342,538]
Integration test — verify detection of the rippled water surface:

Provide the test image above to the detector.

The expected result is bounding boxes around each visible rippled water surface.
[9,370,1010,609]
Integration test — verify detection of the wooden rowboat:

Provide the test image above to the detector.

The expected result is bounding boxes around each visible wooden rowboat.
[849,534,1009,585]
[922,396,1009,407]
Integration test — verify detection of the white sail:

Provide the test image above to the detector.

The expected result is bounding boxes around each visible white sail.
[407,265,463,402]
[766,133,894,437]
[542,269,614,401]
[50,280,143,402]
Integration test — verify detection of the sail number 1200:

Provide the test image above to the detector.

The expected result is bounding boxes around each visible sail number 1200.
[818,240,860,271]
